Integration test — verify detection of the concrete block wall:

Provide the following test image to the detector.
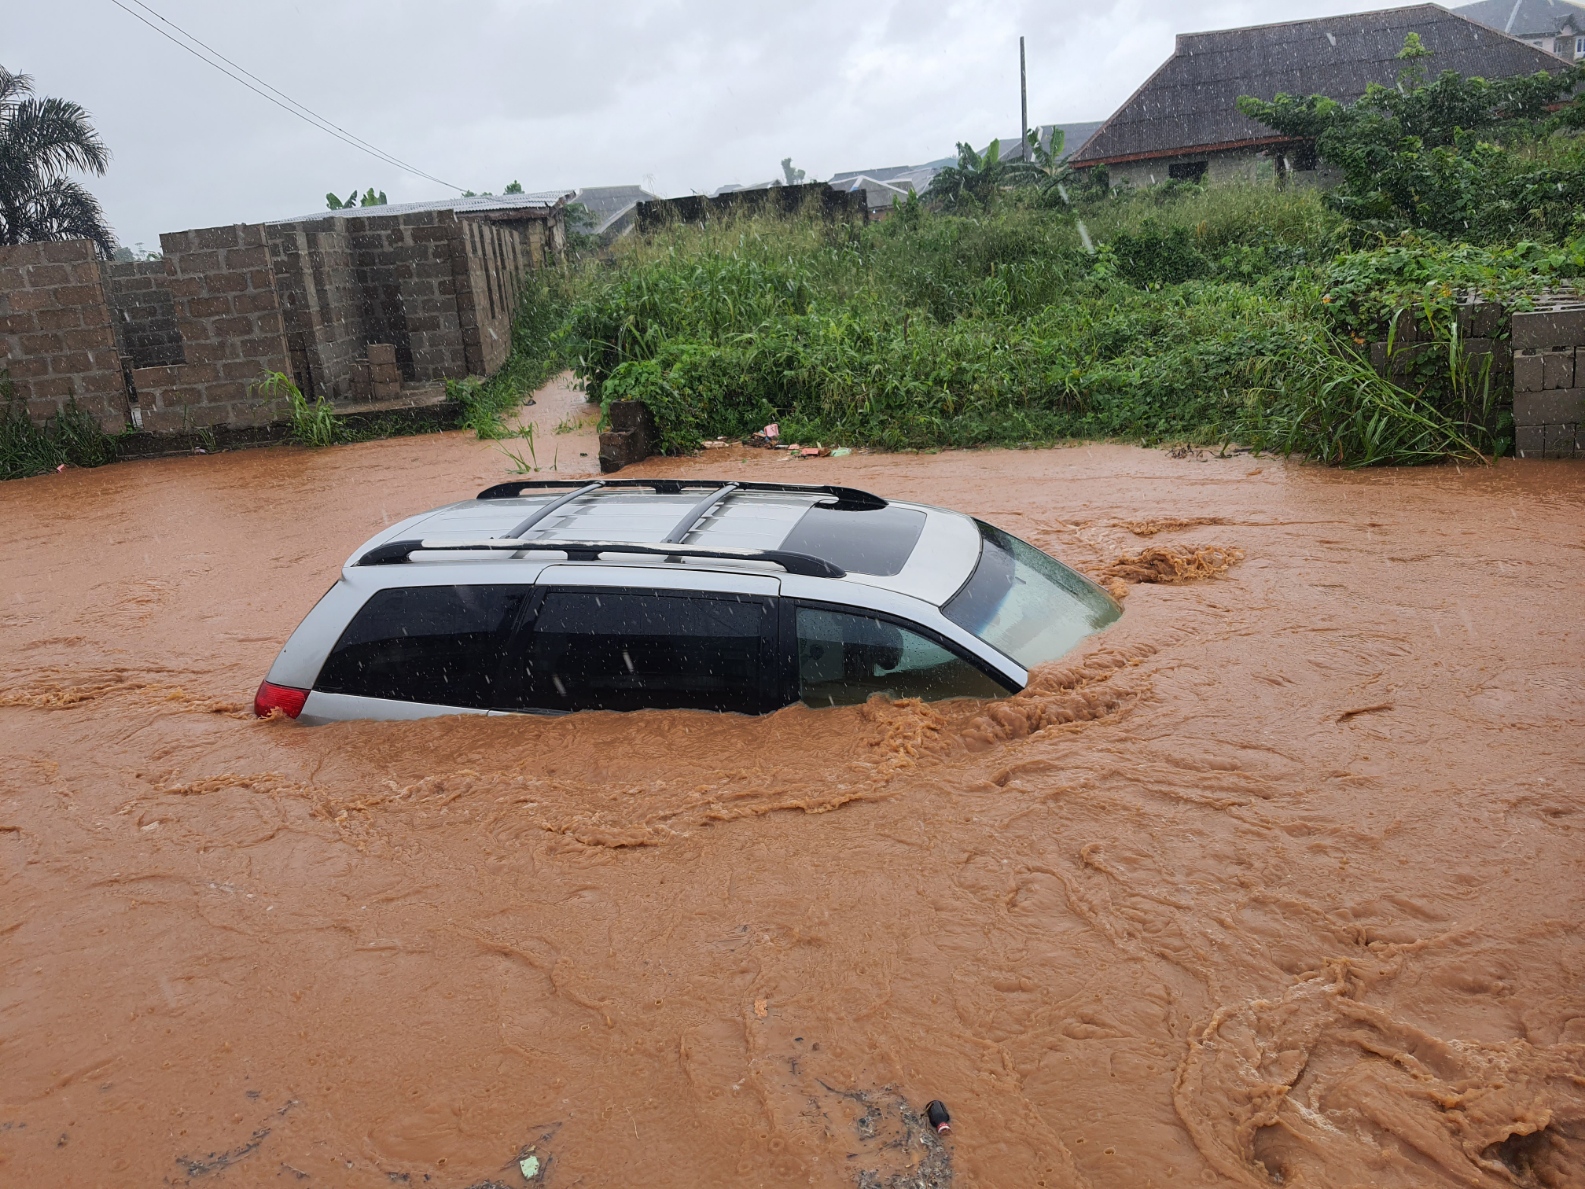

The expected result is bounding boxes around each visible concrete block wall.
[128,223,293,432]
[456,217,524,377]
[1512,298,1585,459]
[0,240,128,431]
[338,210,470,383]
[267,220,361,401]
[105,260,185,369]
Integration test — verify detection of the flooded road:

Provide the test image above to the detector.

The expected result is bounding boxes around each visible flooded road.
[2,403,1583,1187]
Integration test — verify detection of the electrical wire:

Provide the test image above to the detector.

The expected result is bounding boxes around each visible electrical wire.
[106,0,464,193]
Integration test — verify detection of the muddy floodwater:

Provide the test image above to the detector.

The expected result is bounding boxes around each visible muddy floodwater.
[3,401,1583,1187]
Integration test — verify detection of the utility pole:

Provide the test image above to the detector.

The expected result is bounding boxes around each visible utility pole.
[1020,37,1030,162]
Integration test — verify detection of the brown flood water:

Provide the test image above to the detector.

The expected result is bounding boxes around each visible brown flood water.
[3,388,1584,1188]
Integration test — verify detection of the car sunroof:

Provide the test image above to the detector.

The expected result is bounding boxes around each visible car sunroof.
[780,504,926,576]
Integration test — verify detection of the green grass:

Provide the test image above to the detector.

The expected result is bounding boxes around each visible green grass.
[539,184,1564,466]
[1,375,118,480]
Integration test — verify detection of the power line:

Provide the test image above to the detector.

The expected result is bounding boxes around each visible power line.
[120,0,445,187]
[106,0,464,193]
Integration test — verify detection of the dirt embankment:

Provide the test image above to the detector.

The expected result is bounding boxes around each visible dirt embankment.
[1,423,1582,1188]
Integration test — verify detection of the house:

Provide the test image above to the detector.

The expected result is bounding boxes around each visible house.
[568,185,660,240]
[1454,0,1585,59]
[828,123,1105,216]
[1069,4,1574,188]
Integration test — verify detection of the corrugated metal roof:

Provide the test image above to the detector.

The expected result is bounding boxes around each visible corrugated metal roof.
[1455,0,1585,36]
[1072,4,1572,166]
[271,191,571,225]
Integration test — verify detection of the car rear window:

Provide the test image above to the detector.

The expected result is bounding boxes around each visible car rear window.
[780,504,926,576]
[943,521,1119,669]
[316,585,529,708]
[510,590,774,713]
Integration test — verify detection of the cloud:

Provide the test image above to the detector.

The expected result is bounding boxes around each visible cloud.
[10,0,1376,245]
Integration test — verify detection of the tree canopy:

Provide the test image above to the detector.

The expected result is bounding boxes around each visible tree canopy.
[0,66,115,256]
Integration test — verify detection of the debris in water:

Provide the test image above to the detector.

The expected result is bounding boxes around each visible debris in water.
[753,997,768,1018]
[1097,544,1244,585]
[830,447,852,457]
[519,1150,541,1179]
[763,422,779,440]
[925,1100,951,1133]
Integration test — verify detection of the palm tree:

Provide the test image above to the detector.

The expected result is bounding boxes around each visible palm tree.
[0,66,115,256]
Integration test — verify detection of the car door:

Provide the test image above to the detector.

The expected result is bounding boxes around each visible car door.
[788,600,1016,707]
[498,567,784,714]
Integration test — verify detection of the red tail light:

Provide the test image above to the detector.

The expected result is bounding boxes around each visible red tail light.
[254,680,308,719]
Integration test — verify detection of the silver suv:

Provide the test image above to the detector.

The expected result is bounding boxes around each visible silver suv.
[254,479,1120,723]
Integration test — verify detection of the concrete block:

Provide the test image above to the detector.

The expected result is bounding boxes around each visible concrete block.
[1544,423,1582,458]
[1514,389,1585,426]
[1513,350,1543,394]
[172,250,222,276]
[1543,350,1575,390]
[61,326,114,351]
[21,331,64,354]
[1511,307,1585,350]
[366,342,396,366]
[223,246,270,271]
[193,225,243,251]
[205,272,248,296]
[24,263,72,288]
[50,284,105,310]
[3,356,48,379]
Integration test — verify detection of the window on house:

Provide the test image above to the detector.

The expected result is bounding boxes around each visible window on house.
[1289,142,1319,172]
[1167,161,1207,183]
[1576,34,1584,56]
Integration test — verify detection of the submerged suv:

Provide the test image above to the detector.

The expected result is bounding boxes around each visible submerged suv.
[254,479,1120,723]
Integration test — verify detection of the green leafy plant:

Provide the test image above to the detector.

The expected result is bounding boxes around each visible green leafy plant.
[325,187,387,210]
[1,372,119,479]
[1238,35,1585,240]
[253,370,342,447]
[0,66,116,255]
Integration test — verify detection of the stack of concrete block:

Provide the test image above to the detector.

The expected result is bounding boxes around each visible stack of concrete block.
[365,342,402,402]
[1367,301,1509,390]
[1511,299,1585,459]
[599,400,657,472]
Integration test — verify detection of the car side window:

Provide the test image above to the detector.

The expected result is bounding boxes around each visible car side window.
[510,590,775,713]
[315,585,530,708]
[796,605,1010,707]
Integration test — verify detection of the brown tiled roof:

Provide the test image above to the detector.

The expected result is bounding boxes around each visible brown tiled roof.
[1071,4,1571,166]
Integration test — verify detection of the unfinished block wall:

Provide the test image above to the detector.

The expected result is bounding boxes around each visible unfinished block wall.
[105,261,185,369]
[128,224,293,432]
[267,220,362,402]
[0,240,128,431]
[340,210,471,382]
[1511,300,1585,459]
[457,217,523,377]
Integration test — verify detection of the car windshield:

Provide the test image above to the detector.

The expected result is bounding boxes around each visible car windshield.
[942,520,1120,669]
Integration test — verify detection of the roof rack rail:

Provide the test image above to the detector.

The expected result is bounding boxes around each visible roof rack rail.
[473,478,887,511]
[355,537,846,578]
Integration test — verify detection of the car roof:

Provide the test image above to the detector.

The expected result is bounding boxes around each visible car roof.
[353,479,984,607]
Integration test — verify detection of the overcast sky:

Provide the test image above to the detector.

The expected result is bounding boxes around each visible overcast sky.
[13,0,1390,248]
